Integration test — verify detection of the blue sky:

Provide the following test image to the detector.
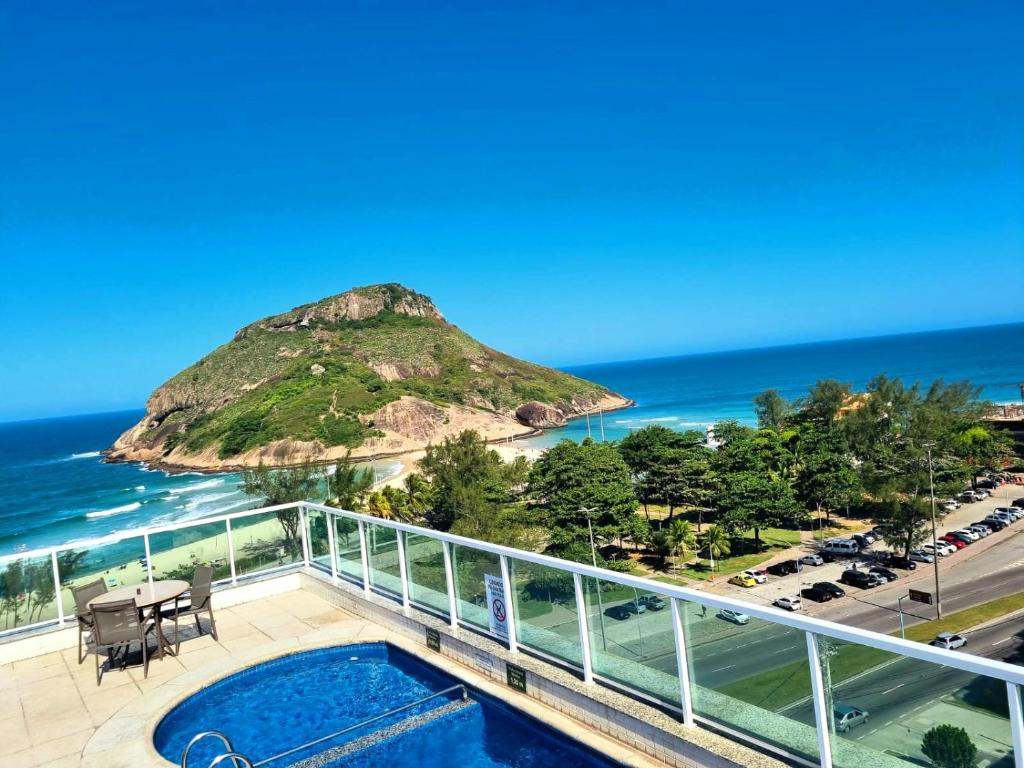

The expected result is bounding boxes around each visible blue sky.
[1,2,1021,421]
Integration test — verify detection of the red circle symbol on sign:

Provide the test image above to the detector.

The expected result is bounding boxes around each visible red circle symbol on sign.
[492,598,506,622]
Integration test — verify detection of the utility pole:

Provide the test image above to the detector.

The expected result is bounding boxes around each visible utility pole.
[581,507,607,650]
[926,443,942,619]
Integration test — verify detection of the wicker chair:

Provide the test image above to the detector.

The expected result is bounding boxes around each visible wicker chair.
[71,578,108,664]
[162,565,218,654]
[91,599,156,685]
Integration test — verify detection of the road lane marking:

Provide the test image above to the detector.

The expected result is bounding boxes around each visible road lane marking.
[882,684,905,695]
[711,665,735,673]
[991,638,1011,645]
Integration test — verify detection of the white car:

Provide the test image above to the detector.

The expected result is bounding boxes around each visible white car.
[742,569,768,584]
[774,595,801,611]
[923,543,954,557]
[1000,506,1024,520]
[718,609,750,625]
[910,549,935,563]
[941,500,959,512]
[932,632,967,650]
[799,554,824,567]
[954,529,979,542]
[968,524,991,538]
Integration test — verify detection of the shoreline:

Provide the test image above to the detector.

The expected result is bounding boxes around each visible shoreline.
[104,397,636,475]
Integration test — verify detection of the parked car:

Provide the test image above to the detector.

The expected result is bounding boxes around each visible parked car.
[801,586,833,603]
[932,632,967,650]
[851,534,873,550]
[938,536,967,550]
[813,581,846,598]
[909,549,935,563]
[942,498,961,510]
[923,542,953,557]
[959,491,981,503]
[1014,497,1024,508]
[742,568,768,584]
[968,524,992,538]
[840,569,881,589]
[766,560,802,577]
[978,479,998,489]
[879,553,917,570]
[641,595,666,611]
[822,539,860,556]
[774,595,801,611]
[834,705,870,733]
[982,517,1008,531]
[605,604,633,620]
[953,529,980,542]
[1002,506,1024,520]
[800,554,825,567]
[729,573,758,588]
[869,566,898,582]
[718,609,750,625]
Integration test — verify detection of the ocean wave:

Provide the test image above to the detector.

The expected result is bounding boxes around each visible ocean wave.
[176,478,226,494]
[85,502,142,519]
[66,450,102,460]
[183,491,239,511]
[174,498,254,523]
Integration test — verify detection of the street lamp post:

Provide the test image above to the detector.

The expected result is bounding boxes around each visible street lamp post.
[581,507,608,651]
[926,444,942,620]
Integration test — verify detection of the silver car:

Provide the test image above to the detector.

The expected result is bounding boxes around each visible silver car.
[834,705,869,732]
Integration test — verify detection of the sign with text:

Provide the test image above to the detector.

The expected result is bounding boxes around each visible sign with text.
[909,589,933,605]
[507,663,527,693]
[425,627,440,652]
[485,573,509,640]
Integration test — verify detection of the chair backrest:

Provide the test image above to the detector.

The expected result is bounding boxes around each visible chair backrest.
[190,565,213,609]
[72,578,108,619]
[91,599,142,645]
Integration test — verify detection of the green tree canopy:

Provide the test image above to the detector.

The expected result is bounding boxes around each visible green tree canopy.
[753,389,790,430]
[419,430,509,530]
[921,724,977,768]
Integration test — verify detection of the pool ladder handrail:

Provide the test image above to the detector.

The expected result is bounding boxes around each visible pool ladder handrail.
[180,731,247,768]
[245,683,470,768]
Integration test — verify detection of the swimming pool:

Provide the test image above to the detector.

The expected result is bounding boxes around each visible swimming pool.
[155,643,622,768]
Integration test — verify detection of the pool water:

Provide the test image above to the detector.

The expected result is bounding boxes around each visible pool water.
[154,643,620,768]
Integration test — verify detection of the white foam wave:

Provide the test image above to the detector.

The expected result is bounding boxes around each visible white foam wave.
[85,502,142,519]
[173,478,226,494]
[67,450,102,460]
[184,491,238,511]
[174,498,253,523]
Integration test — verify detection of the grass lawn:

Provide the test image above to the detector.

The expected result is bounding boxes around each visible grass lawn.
[675,527,803,582]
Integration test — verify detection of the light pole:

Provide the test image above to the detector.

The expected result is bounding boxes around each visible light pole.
[580,507,607,650]
[896,594,908,639]
[925,443,942,619]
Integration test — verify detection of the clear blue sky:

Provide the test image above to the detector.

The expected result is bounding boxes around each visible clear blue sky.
[1,2,1021,422]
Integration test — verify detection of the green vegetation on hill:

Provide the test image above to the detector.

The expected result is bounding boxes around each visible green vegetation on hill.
[124,284,614,460]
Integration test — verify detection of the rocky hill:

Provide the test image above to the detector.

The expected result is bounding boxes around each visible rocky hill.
[109,284,632,470]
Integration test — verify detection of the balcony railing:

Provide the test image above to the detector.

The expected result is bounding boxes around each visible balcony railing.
[2,500,1022,768]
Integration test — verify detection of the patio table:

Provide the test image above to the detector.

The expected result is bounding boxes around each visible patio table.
[89,579,189,658]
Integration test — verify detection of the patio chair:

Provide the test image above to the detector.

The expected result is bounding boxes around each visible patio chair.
[71,578,108,664]
[91,598,156,685]
[162,565,218,653]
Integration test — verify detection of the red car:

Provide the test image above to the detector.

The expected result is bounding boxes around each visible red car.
[939,535,967,549]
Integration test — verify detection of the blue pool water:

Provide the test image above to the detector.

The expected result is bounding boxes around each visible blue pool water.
[154,643,620,768]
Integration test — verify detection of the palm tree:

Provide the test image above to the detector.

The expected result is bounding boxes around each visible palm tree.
[666,518,697,572]
[703,525,731,573]
[366,490,393,520]
[403,473,430,515]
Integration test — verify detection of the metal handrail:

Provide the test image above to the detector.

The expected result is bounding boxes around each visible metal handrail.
[181,730,240,768]
[208,755,255,768]
[250,684,469,767]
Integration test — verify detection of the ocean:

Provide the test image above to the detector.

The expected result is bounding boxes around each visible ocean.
[1,322,1021,554]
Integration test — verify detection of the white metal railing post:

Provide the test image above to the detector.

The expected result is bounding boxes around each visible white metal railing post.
[225,518,238,584]
[1008,682,1024,768]
[357,521,371,596]
[143,533,154,587]
[573,573,594,684]
[442,541,459,630]
[671,598,695,725]
[499,555,518,653]
[298,504,311,568]
[805,632,834,768]
[325,511,338,583]
[50,550,64,624]
[396,531,410,609]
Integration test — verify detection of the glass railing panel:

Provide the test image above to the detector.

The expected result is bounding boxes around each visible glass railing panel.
[816,635,1014,768]
[0,553,60,631]
[683,601,819,763]
[582,577,680,706]
[147,521,231,584]
[366,524,402,599]
[332,516,363,585]
[304,508,331,572]
[452,545,500,633]
[229,510,304,578]
[56,536,148,619]
[404,531,448,616]
[510,559,583,668]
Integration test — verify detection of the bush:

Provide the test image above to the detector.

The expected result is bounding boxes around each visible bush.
[921,724,977,768]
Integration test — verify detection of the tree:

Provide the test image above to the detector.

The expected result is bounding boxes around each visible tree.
[420,431,509,530]
[921,724,977,768]
[403,472,431,515]
[702,525,731,570]
[241,461,323,554]
[366,490,393,519]
[665,518,697,570]
[528,439,637,554]
[618,426,693,515]
[753,389,790,430]
[797,379,853,427]
[795,427,862,524]
[327,452,374,510]
[644,443,717,521]
[647,529,673,567]
[875,496,933,557]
